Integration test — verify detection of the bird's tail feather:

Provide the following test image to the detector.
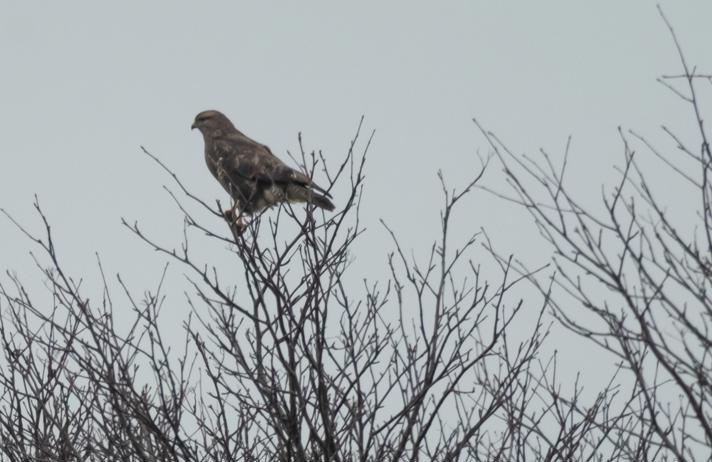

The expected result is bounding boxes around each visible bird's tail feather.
[287,185,335,211]
[310,192,335,211]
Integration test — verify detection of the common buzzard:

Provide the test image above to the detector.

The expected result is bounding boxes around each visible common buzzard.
[191,110,334,230]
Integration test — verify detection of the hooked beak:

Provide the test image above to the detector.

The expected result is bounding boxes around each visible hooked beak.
[191,122,197,130]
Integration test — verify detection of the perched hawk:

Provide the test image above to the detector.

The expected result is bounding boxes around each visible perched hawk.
[191,110,334,228]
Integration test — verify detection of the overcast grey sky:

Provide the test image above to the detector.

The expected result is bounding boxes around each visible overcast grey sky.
[1,1,711,394]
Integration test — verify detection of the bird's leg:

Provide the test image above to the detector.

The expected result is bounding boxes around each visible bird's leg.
[234,216,247,234]
[224,202,247,236]
[227,201,238,220]
[230,202,248,233]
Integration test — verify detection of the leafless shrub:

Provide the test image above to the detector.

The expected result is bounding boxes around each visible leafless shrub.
[1,12,709,462]
[0,120,554,462]
[477,9,711,461]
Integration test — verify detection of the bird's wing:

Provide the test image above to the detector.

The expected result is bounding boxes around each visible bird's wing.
[217,134,332,197]
[259,145,333,198]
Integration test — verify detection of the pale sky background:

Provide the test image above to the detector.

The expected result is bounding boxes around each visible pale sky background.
[1,1,711,409]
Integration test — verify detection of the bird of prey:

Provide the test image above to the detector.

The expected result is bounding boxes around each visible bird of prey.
[191,110,334,230]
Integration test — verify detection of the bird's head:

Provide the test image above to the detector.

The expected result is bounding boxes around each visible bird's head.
[191,110,236,136]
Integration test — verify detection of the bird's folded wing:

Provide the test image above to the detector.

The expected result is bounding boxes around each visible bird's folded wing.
[221,135,332,198]
[265,166,333,198]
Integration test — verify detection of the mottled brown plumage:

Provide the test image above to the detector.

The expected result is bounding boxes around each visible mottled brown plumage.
[191,110,334,219]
